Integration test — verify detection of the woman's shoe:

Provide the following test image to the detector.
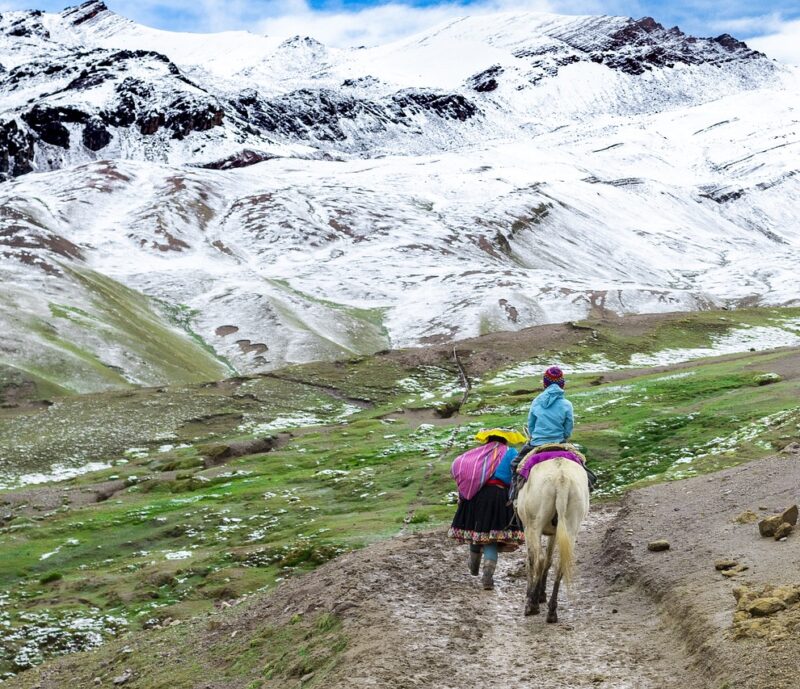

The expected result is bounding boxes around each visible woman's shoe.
[469,548,481,576]
[482,560,496,590]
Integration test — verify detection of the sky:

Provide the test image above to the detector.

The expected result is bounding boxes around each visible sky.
[2,0,800,62]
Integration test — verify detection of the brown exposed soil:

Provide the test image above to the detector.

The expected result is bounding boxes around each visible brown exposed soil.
[601,447,800,689]
[211,240,234,256]
[322,510,702,689]
[235,339,268,355]
[198,434,290,467]
[743,349,800,380]
[383,310,732,379]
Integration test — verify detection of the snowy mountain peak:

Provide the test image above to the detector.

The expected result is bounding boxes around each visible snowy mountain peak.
[280,35,325,49]
[1,3,798,389]
[0,3,784,180]
[61,0,112,26]
[591,16,766,73]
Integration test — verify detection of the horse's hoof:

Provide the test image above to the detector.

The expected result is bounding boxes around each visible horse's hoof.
[546,614,558,624]
[524,604,539,617]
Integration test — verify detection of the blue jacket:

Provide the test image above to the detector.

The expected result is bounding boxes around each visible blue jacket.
[490,446,518,485]
[527,385,574,445]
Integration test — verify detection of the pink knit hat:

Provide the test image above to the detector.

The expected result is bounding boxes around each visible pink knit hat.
[543,366,565,388]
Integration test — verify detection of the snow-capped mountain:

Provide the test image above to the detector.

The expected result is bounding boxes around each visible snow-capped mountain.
[1,1,799,392]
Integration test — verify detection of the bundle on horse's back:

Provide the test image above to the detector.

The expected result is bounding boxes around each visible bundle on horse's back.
[451,441,505,500]
[518,448,584,481]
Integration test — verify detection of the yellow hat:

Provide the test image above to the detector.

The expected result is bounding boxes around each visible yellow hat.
[474,428,527,445]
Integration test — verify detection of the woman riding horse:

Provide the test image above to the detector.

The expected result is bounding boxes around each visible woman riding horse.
[527,366,573,445]
[515,366,590,622]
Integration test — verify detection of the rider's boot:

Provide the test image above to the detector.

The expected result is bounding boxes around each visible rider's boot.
[481,559,496,590]
[585,465,598,492]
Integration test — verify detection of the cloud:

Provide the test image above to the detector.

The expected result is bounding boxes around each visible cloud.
[747,18,800,65]
[708,12,786,36]
[252,0,658,48]
[105,0,565,47]
[256,1,472,46]
[706,9,800,64]
[254,1,557,47]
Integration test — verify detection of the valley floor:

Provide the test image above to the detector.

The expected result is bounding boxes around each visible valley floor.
[10,448,800,689]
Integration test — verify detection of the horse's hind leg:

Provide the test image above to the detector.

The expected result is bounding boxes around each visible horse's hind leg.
[524,536,541,617]
[537,535,555,603]
[547,570,563,623]
[538,570,548,603]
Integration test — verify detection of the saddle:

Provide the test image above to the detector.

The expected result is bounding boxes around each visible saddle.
[509,443,598,506]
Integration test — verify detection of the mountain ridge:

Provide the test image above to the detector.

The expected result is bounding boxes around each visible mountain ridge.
[0,0,785,177]
[1,1,799,390]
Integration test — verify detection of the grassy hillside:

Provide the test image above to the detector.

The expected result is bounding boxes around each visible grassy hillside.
[0,267,233,399]
[0,306,799,682]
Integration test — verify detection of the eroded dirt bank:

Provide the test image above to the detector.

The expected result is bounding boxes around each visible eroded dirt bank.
[600,446,800,689]
[10,450,800,689]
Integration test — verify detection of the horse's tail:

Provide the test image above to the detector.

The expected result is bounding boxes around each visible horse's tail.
[555,480,576,586]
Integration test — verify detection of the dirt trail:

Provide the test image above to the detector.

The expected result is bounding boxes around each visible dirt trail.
[329,506,701,689]
[326,448,800,689]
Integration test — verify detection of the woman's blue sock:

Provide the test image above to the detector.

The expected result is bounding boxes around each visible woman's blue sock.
[483,543,498,562]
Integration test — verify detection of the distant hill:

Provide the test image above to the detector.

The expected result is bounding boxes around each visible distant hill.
[1,1,799,390]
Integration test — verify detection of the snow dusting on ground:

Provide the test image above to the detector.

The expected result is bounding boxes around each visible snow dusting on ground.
[0,461,113,491]
[490,321,800,384]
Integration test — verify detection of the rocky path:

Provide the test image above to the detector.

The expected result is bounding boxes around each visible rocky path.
[327,449,800,689]
[329,506,702,689]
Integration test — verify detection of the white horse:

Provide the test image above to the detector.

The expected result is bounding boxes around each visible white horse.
[516,457,590,622]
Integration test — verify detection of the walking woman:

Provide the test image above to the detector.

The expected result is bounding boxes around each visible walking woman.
[448,428,526,589]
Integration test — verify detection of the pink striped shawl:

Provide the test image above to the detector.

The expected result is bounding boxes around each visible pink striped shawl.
[451,442,505,500]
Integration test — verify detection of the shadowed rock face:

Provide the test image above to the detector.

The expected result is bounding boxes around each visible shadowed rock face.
[1,9,50,39]
[231,88,478,146]
[197,149,277,170]
[594,17,765,75]
[23,105,88,148]
[164,98,225,140]
[468,65,504,92]
[82,116,111,151]
[0,37,232,178]
[63,0,109,26]
[0,120,35,178]
[500,15,768,85]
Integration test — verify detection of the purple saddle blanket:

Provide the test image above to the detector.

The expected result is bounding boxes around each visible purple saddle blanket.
[518,450,584,480]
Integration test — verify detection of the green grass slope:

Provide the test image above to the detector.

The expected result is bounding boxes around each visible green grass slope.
[0,307,798,682]
[0,267,233,399]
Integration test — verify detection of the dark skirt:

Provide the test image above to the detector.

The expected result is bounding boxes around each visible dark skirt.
[447,484,525,545]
